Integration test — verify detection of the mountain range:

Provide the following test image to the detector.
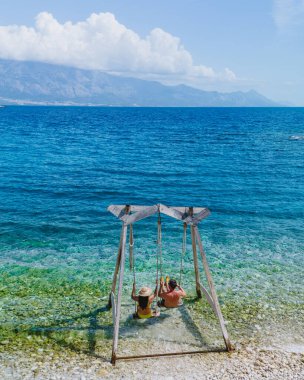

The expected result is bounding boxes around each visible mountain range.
[0,59,280,107]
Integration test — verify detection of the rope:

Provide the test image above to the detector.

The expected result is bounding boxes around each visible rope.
[158,211,163,278]
[129,224,134,272]
[179,222,187,285]
[155,209,162,308]
[129,224,137,313]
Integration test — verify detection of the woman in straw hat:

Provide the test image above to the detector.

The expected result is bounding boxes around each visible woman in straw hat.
[131,282,160,319]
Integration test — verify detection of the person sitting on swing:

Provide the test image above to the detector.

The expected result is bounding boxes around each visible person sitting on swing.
[158,277,186,308]
[131,282,160,319]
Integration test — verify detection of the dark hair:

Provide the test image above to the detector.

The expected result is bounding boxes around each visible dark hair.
[138,295,149,309]
[169,279,177,290]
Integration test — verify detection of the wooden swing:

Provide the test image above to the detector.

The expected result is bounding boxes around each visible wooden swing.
[107,204,232,365]
[129,210,162,315]
[130,210,186,316]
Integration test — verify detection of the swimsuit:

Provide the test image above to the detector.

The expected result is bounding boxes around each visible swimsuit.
[137,304,153,319]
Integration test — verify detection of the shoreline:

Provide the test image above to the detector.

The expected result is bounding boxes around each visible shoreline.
[1,263,303,379]
[1,304,303,379]
[1,343,303,379]
[1,274,303,379]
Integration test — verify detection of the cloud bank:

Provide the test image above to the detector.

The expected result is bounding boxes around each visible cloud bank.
[0,12,235,84]
[273,0,304,29]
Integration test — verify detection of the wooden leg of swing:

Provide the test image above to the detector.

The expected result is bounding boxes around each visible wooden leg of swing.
[108,224,124,308]
[111,224,127,365]
[191,225,202,298]
[193,226,232,352]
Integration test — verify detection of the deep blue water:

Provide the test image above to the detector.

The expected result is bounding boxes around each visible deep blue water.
[0,106,303,318]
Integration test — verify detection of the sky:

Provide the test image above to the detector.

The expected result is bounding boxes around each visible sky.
[0,0,303,105]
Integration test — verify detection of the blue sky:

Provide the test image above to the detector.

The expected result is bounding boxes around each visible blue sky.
[0,0,303,105]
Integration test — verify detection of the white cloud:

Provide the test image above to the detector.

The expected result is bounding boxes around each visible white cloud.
[0,12,236,84]
[273,0,304,29]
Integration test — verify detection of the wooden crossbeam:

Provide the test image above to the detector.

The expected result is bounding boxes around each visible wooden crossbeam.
[169,207,206,213]
[115,348,226,362]
[109,205,207,214]
[124,205,159,225]
[107,204,211,226]
[191,208,210,224]
[159,204,185,221]
[107,205,126,219]
[108,205,149,213]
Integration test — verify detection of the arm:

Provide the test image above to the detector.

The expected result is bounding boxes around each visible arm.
[158,278,167,296]
[165,276,170,291]
[177,285,186,297]
[149,283,158,303]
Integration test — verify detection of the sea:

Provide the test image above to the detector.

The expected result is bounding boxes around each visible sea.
[0,106,303,353]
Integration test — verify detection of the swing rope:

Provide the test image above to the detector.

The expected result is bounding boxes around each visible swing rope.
[158,211,163,278]
[129,215,163,314]
[155,209,162,307]
[179,222,187,286]
[129,224,135,280]
[129,224,137,312]
[128,210,186,316]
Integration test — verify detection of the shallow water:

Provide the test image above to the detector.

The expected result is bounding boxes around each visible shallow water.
[0,106,303,353]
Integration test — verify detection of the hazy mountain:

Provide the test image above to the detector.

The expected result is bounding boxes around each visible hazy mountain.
[0,59,280,107]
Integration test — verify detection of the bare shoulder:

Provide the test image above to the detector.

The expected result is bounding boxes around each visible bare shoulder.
[159,291,169,298]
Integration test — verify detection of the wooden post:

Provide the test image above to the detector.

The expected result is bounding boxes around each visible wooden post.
[107,224,124,308]
[111,223,127,365]
[191,226,202,298]
[108,206,130,308]
[193,226,232,351]
[111,292,116,324]
[189,206,202,298]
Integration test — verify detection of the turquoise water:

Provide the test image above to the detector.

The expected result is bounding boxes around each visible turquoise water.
[0,106,303,350]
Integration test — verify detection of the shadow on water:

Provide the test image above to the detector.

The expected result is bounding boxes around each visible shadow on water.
[178,302,209,345]
[29,305,112,360]
[118,298,223,352]
[119,311,171,337]
[28,299,223,360]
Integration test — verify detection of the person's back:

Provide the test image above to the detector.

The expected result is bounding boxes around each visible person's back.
[137,294,153,318]
[159,278,186,308]
[131,284,159,318]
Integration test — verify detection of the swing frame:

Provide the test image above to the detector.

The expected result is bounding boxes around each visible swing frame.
[107,204,232,365]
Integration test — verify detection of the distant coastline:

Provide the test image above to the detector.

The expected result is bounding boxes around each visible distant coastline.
[0,101,290,107]
[0,59,283,107]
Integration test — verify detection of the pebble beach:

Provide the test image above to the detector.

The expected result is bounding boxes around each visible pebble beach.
[1,345,304,379]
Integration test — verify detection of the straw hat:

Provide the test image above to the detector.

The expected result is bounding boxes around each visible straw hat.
[138,287,152,297]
